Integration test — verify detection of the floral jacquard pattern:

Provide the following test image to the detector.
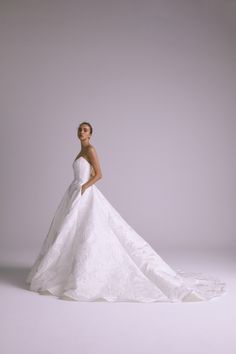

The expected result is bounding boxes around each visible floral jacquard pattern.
[26,157,227,302]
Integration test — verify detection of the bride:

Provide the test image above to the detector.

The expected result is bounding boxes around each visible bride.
[25,122,226,302]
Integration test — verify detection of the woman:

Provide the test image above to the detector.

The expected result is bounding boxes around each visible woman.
[26,122,226,302]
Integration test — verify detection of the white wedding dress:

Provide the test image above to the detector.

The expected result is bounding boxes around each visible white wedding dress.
[26,156,226,302]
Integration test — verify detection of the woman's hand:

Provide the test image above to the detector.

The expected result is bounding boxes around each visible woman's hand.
[81,184,87,195]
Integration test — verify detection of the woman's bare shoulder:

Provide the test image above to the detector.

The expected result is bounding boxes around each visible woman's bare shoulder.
[87,144,97,153]
[87,145,101,162]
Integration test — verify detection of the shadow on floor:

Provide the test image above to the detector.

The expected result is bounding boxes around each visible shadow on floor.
[0,265,30,291]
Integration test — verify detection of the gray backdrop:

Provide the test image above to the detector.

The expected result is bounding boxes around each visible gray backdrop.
[0,0,235,258]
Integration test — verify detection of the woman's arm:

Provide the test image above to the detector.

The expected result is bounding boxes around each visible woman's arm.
[81,146,102,194]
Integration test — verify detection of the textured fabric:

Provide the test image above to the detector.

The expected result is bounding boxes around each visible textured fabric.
[26,156,227,302]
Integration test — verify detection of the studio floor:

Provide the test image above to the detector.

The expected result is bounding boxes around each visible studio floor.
[1,249,235,354]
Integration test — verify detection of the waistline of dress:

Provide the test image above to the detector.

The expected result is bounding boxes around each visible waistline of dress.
[72,178,88,184]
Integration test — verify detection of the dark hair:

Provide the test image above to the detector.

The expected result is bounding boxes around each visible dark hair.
[78,121,93,135]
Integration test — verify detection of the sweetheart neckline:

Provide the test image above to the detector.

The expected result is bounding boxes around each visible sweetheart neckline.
[73,156,92,167]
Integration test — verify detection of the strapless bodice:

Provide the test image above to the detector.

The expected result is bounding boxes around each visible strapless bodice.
[72,156,92,184]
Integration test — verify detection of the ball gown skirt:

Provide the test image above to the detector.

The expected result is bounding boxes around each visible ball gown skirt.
[25,157,227,302]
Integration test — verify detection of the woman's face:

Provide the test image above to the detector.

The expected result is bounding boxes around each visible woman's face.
[78,124,91,141]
